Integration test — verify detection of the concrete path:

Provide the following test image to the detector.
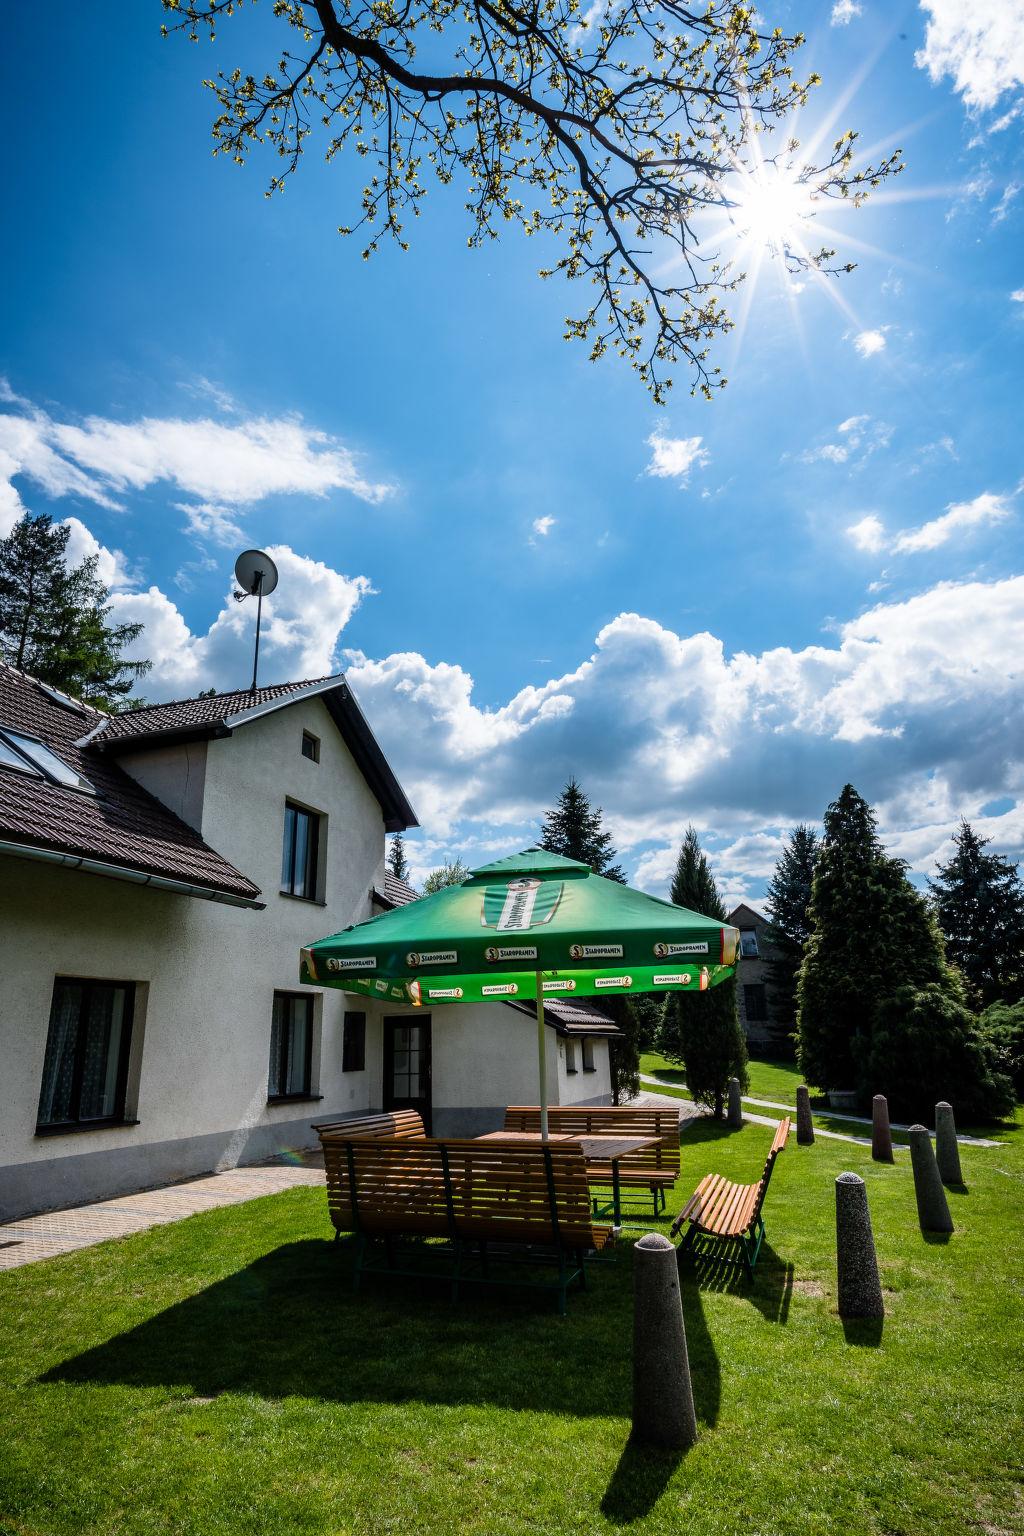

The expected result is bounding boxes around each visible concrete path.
[0,1163,325,1272]
[639,1074,1002,1147]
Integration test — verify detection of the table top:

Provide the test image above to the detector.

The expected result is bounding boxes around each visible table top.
[475,1131,660,1160]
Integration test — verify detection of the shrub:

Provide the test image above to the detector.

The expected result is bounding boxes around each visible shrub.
[980,1000,1024,1098]
[867,984,1016,1123]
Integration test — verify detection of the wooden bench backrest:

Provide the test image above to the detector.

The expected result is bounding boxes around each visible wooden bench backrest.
[313,1110,426,1146]
[322,1135,600,1247]
[751,1116,791,1223]
[503,1104,680,1175]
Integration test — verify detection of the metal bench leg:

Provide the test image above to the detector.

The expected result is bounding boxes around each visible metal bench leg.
[353,1232,366,1292]
[557,1249,569,1316]
[451,1239,463,1303]
[576,1247,587,1290]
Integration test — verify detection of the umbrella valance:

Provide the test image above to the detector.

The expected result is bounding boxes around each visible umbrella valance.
[301,848,739,1007]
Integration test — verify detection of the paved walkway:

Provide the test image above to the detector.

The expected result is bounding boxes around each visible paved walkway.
[0,1163,324,1272]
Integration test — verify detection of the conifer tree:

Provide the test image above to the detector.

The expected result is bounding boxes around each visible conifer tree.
[539,778,625,881]
[387,832,410,884]
[657,826,748,1116]
[929,820,1024,1009]
[763,824,819,1054]
[0,513,149,707]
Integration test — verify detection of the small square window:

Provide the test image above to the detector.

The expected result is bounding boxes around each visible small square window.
[740,929,759,959]
[343,1012,366,1073]
[301,731,320,762]
[269,992,314,1098]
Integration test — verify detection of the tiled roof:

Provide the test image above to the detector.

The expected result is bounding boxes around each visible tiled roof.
[384,871,420,906]
[510,997,621,1036]
[86,675,336,745]
[0,664,262,904]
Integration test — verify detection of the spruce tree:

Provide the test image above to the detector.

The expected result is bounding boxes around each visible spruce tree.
[0,513,149,707]
[656,826,748,1116]
[600,995,643,1104]
[763,824,819,1055]
[387,832,410,884]
[929,820,1024,1009]
[539,778,625,881]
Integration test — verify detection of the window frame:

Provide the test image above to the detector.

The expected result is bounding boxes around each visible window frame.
[739,928,760,959]
[35,977,137,1135]
[565,1038,578,1074]
[743,982,768,1023]
[268,991,320,1103]
[0,727,96,795]
[342,1011,367,1073]
[301,730,320,763]
[280,800,322,902]
[581,1036,596,1072]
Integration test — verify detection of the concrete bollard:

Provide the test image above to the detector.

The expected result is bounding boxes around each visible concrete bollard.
[934,1102,963,1186]
[727,1076,743,1128]
[908,1125,954,1234]
[871,1094,894,1163]
[835,1172,884,1320]
[632,1233,698,1450]
[796,1085,815,1145]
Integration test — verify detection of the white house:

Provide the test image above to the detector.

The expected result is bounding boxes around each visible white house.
[0,664,616,1221]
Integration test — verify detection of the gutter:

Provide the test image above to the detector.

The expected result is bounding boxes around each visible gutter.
[0,839,266,909]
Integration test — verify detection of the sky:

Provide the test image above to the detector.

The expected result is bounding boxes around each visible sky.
[1,0,1022,907]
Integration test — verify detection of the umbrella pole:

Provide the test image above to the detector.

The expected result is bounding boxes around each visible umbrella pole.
[536,970,549,1141]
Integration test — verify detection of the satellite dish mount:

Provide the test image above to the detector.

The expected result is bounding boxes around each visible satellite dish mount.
[232,550,280,693]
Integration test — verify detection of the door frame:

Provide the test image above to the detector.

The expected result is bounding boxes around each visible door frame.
[382,1014,433,1134]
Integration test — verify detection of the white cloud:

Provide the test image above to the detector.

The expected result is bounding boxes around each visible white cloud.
[892,490,1013,552]
[992,182,1021,222]
[176,501,247,548]
[62,516,134,591]
[1012,289,1024,302]
[846,514,888,553]
[645,431,709,485]
[802,415,892,466]
[831,0,862,24]
[531,515,556,538]
[853,329,887,357]
[916,0,1024,111]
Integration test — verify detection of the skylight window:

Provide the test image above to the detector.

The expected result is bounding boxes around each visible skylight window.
[0,728,96,794]
[36,681,90,716]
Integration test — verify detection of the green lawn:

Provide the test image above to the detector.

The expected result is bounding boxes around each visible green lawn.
[641,1052,803,1105]
[2,1114,1022,1536]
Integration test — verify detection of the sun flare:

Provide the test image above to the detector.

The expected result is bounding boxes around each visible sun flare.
[730,165,819,253]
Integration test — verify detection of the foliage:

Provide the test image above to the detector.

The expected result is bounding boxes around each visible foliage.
[929,819,1024,1010]
[421,857,470,894]
[597,995,642,1103]
[539,777,624,881]
[657,826,747,1115]
[0,513,150,709]
[868,983,1015,1124]
[980,999,1024,1098]
[797,784,1011,1121]
[163,0,901,402]
[762,824,819,1056]
[387,831,410,883]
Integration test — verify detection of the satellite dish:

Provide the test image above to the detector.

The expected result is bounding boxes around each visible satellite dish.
[234,549,279,597]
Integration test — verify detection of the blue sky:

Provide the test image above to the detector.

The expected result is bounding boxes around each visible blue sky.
[1,1,1022,903]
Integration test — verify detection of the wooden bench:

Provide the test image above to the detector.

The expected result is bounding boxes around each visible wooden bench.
[312,1109,426,1143]
[670,1117,790,1275]
[503,1105,681,1214]
[320,1133,614,1313]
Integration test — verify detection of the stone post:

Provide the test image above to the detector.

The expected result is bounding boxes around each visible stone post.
[907,1125,954,1234]
[934,1102,963,1186]
[871,1095,894,1163]
[796,1084,814,1145]
[726,1076,743,1128]
[835,1172,884,1320]
[632,1233,698,1450]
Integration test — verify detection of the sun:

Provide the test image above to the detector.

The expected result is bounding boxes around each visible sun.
[729,163,819,255]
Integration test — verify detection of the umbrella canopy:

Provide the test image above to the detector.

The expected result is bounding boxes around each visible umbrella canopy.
[300,848,738,1005]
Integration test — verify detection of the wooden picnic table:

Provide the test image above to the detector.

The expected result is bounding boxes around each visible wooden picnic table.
[475,1131,662,1224]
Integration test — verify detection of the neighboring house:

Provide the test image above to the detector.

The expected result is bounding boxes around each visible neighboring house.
[728,903,773,1048]
[0,664,616,1221]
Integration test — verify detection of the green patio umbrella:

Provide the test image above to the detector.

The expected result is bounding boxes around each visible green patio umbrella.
[300,849,738,1136]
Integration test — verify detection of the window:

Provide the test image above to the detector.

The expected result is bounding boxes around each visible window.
[301,731,320,762]
[740,929,760,959]
[343,1011,366,1072]
[565,1039,577,1074]
[744,983,768,1023]
[269,992,315,1099]
[37,978,136,1131]
[281,801,321,899]
[582,1037,595,1072]
[0,727,94,794]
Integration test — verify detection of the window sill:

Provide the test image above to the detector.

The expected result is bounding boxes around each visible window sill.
[36,1118,140,1138]
[266,1094,325,1106]
[582,1067,597,1074]
[278,891,327,907]
[566,1068,578,1075]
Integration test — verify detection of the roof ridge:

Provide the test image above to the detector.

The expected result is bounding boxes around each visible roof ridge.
[0,659,104,716]
[108,672,343,720]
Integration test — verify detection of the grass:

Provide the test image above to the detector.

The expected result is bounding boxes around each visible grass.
[642,1052,804,1107]
[2,1114,1023,1536]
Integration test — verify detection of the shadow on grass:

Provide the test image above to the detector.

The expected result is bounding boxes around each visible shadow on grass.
[600,1440,684,1524]
[841,1315,884,1347]
[922,1230,953,1245]
[40,1236,721,1423]
[682,1241,794,1327]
